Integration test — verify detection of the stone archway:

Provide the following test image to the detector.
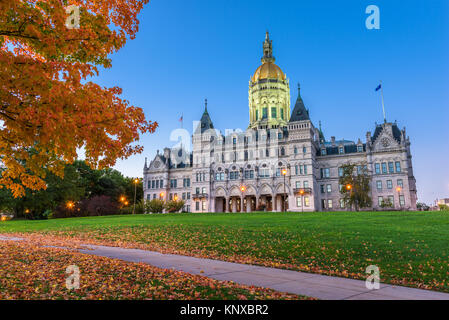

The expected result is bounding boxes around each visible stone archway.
[259,184,274,211]
[214,187,227,213]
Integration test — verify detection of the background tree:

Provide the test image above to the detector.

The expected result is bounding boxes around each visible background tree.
[86,195,117,216]
[339,163,372,211]
[0,160,142,219]
[0,0,156,198]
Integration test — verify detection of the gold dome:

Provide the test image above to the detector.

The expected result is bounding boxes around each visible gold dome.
[251,62,286,83]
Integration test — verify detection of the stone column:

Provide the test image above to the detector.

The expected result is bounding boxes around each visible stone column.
[246,197,252,212]
[272,194,277,212]
[241,196,245,212]
[225,197,230,213]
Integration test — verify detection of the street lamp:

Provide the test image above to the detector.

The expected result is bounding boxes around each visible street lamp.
[346,184,353,211]
[282,168,287,212]
[299,189,305,213]
[240,186,246,212]
[160,192,164,200]
[396,186,402,209]
[133,178,139,214]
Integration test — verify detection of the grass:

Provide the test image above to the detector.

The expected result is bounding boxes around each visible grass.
[1,211,449,292]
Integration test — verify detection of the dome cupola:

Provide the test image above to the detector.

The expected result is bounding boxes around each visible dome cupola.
[248,32,290,129]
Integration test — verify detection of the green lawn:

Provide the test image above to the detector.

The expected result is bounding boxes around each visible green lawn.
[1,211,449,292]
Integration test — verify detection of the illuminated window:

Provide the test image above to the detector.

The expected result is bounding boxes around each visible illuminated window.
[378,197,383,206]
[304,197,310,207]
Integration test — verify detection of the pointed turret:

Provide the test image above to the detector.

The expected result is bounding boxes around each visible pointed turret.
[195,99,214,134]
[289,83,310,122]
[318,121,325,143]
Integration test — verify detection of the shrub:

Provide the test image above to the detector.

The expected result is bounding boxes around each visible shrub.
[119,206,134,215]
[439,204,449,211]
[146,199,165,213]
[86,195,118,216]
[164,200,185,213]
[380,199,393,209]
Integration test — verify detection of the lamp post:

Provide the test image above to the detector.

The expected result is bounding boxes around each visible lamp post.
[299,189,304,213]
[396,186,402,209]
[282,168,287,212]
[133,178,139,214]
[240,185,246,212]
[346,184,352,211]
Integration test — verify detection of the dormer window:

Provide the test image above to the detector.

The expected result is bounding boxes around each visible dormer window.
[321,148,326,156]
[357,145,363,152]
[339,146,344,154]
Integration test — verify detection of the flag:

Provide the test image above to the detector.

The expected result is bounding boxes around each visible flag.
[375,84,382,91]
[179,115,183,122]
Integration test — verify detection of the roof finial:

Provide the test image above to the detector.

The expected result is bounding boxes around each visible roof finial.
[319,120,322,131]
[205,98,208,112]
[298,82,301,93]
[261,31,274,64]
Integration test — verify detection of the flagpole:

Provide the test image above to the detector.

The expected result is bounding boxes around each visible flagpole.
[380,80,386,123]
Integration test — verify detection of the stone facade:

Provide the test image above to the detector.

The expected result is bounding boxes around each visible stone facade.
[143,34,417,212]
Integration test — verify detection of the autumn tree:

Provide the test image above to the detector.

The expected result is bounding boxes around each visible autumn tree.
[0,0,156,198]
[339,162,372,211]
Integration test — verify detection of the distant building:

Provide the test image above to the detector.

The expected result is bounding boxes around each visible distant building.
[143,33,418,212]
[436,198,449,209]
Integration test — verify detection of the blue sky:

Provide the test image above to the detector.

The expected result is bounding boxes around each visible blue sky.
[92,0,449,204]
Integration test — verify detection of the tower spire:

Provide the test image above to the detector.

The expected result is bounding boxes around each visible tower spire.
[204,98,208,113]
[261,31,275,64]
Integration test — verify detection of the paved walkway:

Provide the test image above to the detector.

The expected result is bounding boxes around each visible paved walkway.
[2,235,449,300]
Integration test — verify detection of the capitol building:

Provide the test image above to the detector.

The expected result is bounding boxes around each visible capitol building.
[143,33,417,212]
